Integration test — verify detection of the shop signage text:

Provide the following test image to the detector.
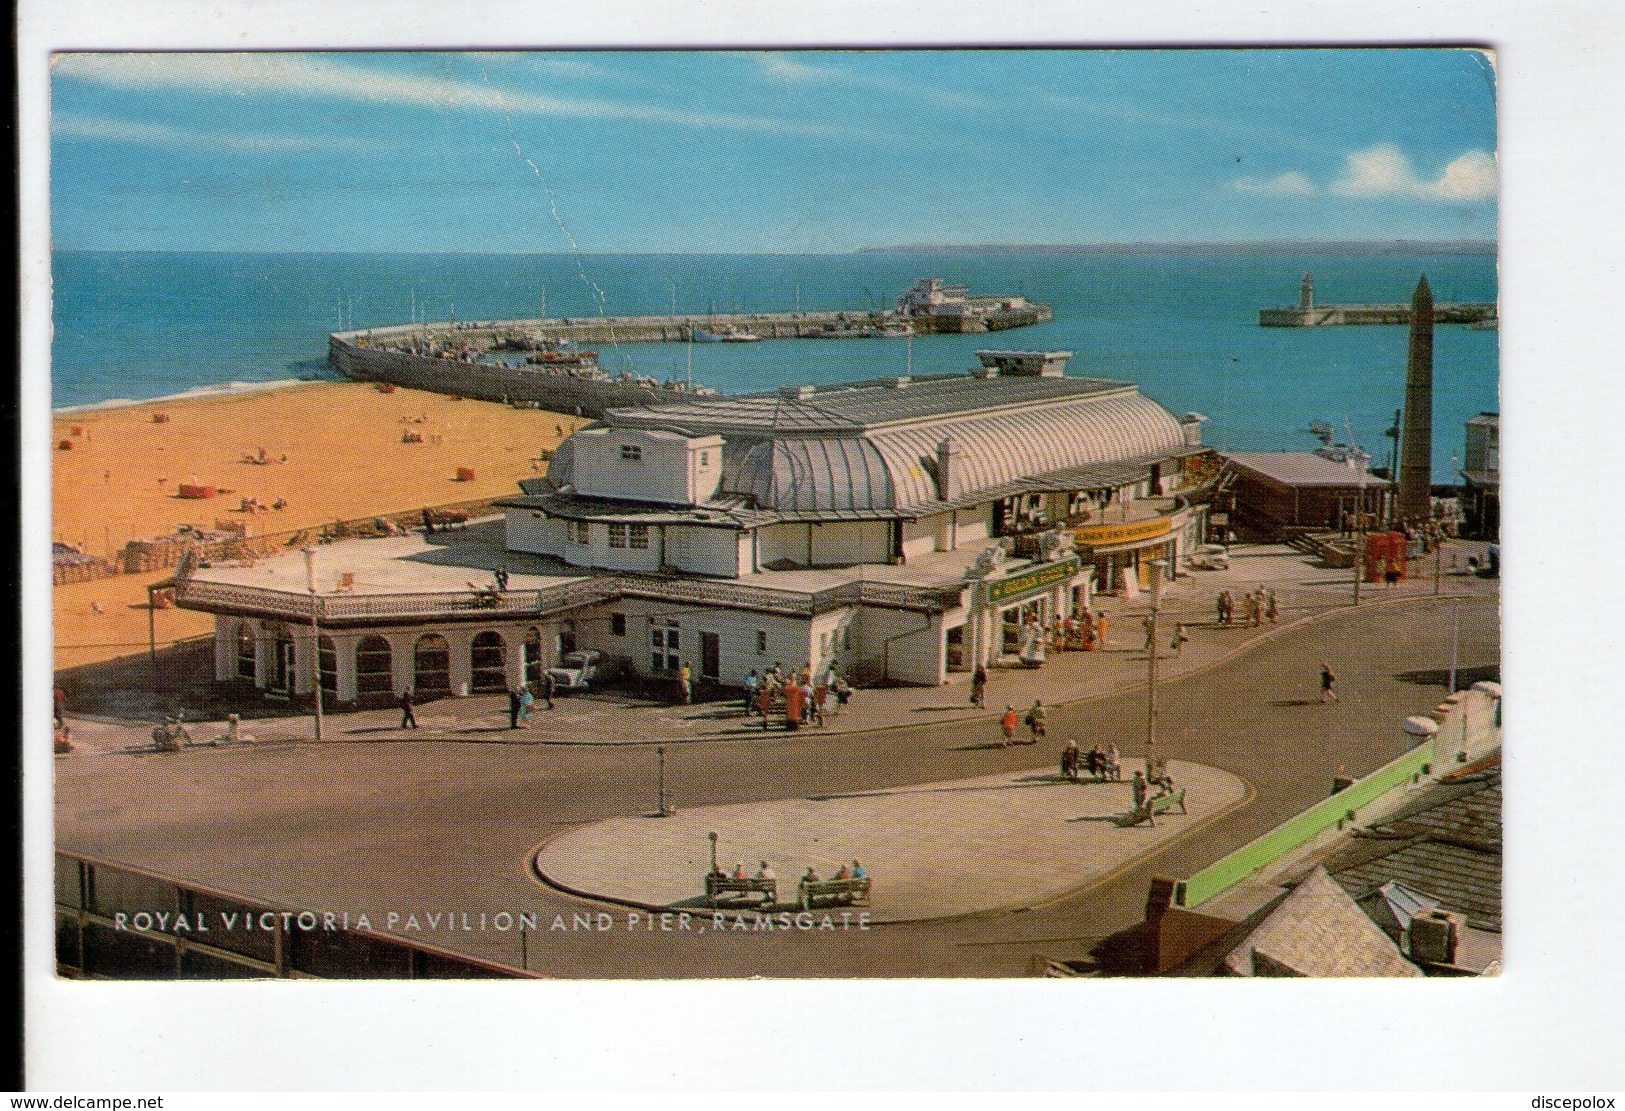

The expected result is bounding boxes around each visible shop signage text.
[1072,516,1172,548]
[984,555,1081,605]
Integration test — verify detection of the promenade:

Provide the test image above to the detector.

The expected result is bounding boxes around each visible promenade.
[57,538,1501,756]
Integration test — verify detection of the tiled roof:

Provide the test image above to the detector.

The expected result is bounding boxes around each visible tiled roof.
[1222,866,1423,977]
[1325,761,1502,932]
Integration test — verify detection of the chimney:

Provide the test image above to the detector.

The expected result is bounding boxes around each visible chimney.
[1180,412,1209,449]
[1141,875,1178,974]
[1398,274,1434,520]
[936,437,963,501]
[1407,907,1463,966]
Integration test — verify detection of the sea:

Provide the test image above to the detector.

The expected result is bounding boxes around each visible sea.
[50,248,1499,474]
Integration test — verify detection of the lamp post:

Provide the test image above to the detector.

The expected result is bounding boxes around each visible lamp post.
[708,831,719,874]
[1144,558,1166,774]
[302,546,324,742]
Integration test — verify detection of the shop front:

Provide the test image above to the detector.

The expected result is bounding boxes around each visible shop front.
[1074,514,1179,596]
[961,554,1089,669]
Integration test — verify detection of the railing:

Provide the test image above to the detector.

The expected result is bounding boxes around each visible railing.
[1172,737,1439,909]
[176,568,964,627]
[174,577,620,625]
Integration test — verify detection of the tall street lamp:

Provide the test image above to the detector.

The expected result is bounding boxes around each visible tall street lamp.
[302,546,324,742]
[1144,558,1167,774]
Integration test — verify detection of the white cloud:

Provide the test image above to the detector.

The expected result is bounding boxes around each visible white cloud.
[743,51,992,111]
[1433,149,1498,200]
[1330,143,1497,201]
[53,52,876,142]
[1232,171,1317,197]
[53,113,378,153]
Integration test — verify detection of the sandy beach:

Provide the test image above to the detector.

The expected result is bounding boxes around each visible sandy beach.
[51,381,578,671]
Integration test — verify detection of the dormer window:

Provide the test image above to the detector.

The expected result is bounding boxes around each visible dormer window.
[621,444,642,461]
[699,450,710,466]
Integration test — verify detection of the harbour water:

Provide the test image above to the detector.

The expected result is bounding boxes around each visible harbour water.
[51,248,1498,473]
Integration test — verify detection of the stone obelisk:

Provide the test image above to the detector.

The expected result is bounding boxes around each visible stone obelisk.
[1397,274,1434,521]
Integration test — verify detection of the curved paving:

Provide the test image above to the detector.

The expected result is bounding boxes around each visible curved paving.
[535,759,1248,922]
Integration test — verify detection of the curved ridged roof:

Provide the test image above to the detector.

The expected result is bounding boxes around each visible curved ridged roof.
[874,392,1184,508]
[725,437,895,514]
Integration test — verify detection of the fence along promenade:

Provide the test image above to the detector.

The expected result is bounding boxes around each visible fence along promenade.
[174,568,968,626]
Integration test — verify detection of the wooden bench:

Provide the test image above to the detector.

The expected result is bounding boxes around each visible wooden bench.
[704,874,777,908]
[798,876,871,911]
[1127,788,1186,827]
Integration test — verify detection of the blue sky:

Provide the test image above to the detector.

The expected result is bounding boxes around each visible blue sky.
[49,49,1498,252]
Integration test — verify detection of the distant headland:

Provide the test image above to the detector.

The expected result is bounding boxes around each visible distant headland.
[857,241,1498,256]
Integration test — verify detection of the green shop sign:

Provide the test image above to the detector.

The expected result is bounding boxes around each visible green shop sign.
[984,555,1081,606]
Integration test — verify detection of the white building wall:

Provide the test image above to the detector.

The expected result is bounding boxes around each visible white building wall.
[571,428,724,505]
[901,515,941,562]
[504,508,555,557]
[953,504,991,549]
[809,520,890,566]
[853,607,945,686]
[666,526,740,577]
[570,596,816,684]
[757,523,810,568]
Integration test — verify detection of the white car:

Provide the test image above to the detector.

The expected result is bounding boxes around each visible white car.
[546,650,604,692]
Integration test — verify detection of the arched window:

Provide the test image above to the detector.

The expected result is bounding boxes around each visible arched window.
[523,627,543,686]
[470,631,507,693]
[356,635,392,696]
[236,624,256,681]
[317,635,338,693]
[414,634,452,695]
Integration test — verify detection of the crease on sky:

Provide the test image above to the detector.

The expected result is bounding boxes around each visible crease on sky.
[53,113,379,154]
[744,50,994,113]
[53,52,882,144]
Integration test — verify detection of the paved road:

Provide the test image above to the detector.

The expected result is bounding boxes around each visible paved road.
[54,593,1498,977]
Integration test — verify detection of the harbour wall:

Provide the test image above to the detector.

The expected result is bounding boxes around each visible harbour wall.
[1259,302,1496,327]
[336,304,1050,347]
[328,336,694,416]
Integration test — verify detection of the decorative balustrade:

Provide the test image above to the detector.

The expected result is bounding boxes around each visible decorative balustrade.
[176,567,964,627]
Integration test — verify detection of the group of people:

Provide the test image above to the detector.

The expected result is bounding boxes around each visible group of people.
[1059,739,1121,781]
[1130,767,1178,811]
[507,673,557,728]
[1045,610,1111,653]
[712,859,868,885]
[998,699,1047,746]
[1216,586,1278,627]
[743,664,852,731]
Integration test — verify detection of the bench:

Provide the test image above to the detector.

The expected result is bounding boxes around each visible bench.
[704,874,777,908]
[798,876,871,911]
[1127,788,1186,827]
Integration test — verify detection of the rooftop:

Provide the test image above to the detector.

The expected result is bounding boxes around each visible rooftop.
[1223,451,1375,487]
[606,371,1136,435]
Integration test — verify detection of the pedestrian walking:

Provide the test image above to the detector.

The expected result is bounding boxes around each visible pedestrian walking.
[678,662,692,705]
[1000,705,1018,747]
[1319,662,1339,703]
[1216,591,1227,625]
[811,681,829,727]
[1265,590,1279,624]
[832,675,852,716]
[755,682,774,729]
[1242,592,1259,628]
[970,664,988,708]
[539,669,556,710]
[1095,610,1109,648]
[1219,590,1234,625]
[519,685,535,722]
[1171,623,1189,656]
[53,686,66,729]
[783,680,806,731]
[1024,699,1046,744]
[494,566,510,592]
[399,686,418,729]
[1143,616,1156,655]
[1131,770,1149,811]
[508,687,522,729]
[743,670,759,714]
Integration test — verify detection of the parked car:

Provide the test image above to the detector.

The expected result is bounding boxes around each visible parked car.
[546,650,620,692]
